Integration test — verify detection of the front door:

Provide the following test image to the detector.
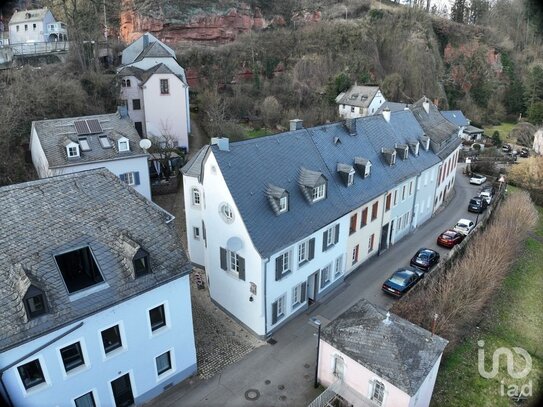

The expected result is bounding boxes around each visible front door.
[111,373,134,407]
[307,271,319,305]
[380,223,389,252]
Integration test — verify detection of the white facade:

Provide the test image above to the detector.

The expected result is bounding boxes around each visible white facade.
[9,9,67,44]
[412,164,439,229]
[120,75,146,135]
[338,89,386,119]
[0,276,197,407]
[30,125,152,200]
[433,148,460,213]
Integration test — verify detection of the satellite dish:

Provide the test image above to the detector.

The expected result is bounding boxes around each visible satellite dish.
[139,139,152,150]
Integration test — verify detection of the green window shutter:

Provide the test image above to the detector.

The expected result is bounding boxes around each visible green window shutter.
[220,248,227,271]
[275,256,282,281]
[134,171,140,185]
[271,301,278,324]
[334,224,340,244]
[119,173,126,182]
[322,230,328,251]
[238,255,245,281]
[301,282,306,303]
[308,238,315,260]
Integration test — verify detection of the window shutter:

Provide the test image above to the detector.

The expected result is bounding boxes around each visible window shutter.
[308,238,315,260]
[202,221,206,244]
[275,256,282,281]
[238,256,245,281]
[322,231,328,251]
[271,301,278,324]
[134,171,140,185]
[301,282,306,303]
[220,248,227,271]
[334,224,340,244]
[119,173,126,182]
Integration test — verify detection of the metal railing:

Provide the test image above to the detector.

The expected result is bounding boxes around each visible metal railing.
[9,41,69,56]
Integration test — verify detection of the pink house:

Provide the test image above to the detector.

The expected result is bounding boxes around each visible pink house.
[313,300,448,407]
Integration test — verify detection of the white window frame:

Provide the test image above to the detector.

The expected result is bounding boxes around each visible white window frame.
[281,251,290,274]
[229,251,240,273]
[393,189,398,206]
[298,241,308,265]
[99,322,126,360]
[73,390,97,407]
[320,264,331,289]
[279,196,288,213]
[368,234,375,253]
[118,138,129,152]
[352,245,359,265]
[276,295,285,318]
[220,203,234,223]
[192,188,201,206]
[292,283,303,307]
[124,172,135,186]
[364,162,372,178]
[334,255,343,277]
[155,349,175,379]
[67,144,79,158]
[370,379,386,406]
[312,184,326,202]
[402,185,406,201]
[326,225,335,247]
[347,170,355,186]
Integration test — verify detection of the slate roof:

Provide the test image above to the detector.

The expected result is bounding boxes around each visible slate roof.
[135,41,173,61]
[9,8,51,24]
[32,112,147,169]
[464,125,484,135]
[441,110,469,127]
[118,63,179,85]
[0,169,190,351]
[336,85,380,108]
[182,145,210,179]
[322,299,448,396]
[121,32,176,65]
[376,102,410,114]
[204,109,445,257]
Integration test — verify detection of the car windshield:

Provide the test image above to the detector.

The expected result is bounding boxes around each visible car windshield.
[417,252,430,261]
[389,272,410,286]
[457,223,467,229]
[470,199,480,205]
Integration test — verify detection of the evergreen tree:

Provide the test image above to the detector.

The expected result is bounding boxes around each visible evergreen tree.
[451,0,467,23]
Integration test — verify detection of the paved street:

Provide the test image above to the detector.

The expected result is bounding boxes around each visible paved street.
[149,163,487,407]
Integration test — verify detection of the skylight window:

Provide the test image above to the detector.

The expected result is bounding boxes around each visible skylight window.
[99,136,112,149]
[79,138,90,151]
[55,247,104,294]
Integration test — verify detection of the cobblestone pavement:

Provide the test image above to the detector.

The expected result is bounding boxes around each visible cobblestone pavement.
[153,120,265,380]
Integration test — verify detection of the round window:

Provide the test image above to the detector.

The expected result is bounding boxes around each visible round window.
[219,203,234,223]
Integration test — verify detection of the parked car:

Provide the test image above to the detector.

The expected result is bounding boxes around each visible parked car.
[502,143,512,152]
[479,190,492,205]
[469,174,487,185]
[454,218,475,235]
[382,267,424,298]
[519,148,529,158]
[481,184,496,196]
[410,248,440,271]
[468,196,488,213]
[437,229,465,248]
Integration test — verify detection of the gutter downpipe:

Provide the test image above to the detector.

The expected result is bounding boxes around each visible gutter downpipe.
[0,321,84,407]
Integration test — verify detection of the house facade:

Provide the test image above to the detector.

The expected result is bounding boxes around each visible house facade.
[30,110,152,200]
[8,8,67,44]
[183,105,459,337]
[315,299,448,407]
[336,85,386,119]
[118,33,190,151]
[0,169,197,407]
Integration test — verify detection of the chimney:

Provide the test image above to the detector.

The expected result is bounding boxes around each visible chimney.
[382,107,391,123]
[344,118,356,135]
[142,33,149,48]
[290,119,303,132]
[404,104,410,111]
[117,105,128,118]
[211,137,230,151]
[422,97,430,114]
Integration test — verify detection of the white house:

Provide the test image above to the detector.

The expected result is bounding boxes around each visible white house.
[336,85,386,119]
[8,7,67,44]
[118,33,190,152]
[314,299,448,407]
[182,110,459,337]
[30,110,152,200]
[0,169,197,407]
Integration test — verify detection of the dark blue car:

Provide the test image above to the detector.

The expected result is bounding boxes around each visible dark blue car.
[410,248,440,271]
[382,267,424,298]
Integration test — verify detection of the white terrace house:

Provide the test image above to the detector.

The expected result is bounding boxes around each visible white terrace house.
[0,169,196,407]
[336,85,386,119]
[118,33,190,152]
[30,110,152,200]
[315,299,448,407]
[9,7,67,44]
[183,110,458,336]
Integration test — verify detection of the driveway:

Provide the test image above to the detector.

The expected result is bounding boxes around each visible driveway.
[149,164,488,407]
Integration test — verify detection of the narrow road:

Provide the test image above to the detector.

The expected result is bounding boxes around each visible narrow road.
[151,164,487,407]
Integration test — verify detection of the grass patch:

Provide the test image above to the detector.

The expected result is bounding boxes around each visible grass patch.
[244,127,272,139]
[431,206,543,406]
[484,122,516,143]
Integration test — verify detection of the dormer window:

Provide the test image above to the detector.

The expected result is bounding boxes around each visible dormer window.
[118,137,130,152]
[133,248,150,277]
[266,184,289,215]
[337,163,355,187]
[420,136,431,151]
[55,247,104,294]
[354,157,371,178]
[299,167,327,204]
[312,184,326,202]
[348,171,355,186]
[279,196,288,213]
[66,142,80,158]
[409,141,420,156]
[23,286,47,319]
[381,148,396,166]
[395,144,409,160]
[364,162,372,177]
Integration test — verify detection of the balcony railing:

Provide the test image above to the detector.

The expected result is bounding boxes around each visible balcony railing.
[9,41,69,56]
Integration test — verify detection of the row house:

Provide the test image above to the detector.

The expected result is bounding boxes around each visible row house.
[183,102,460,337]
[336,85,386,119]
[8,7,67,44]
[0,169,197,407]
[118,33,190,152]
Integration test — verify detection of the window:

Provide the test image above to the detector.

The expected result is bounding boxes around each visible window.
[16,25,20,32]
[323,224,339,251]
[99,135,112,148]
[292,282,306,308]
[393,190,398,206]
[334,255,343,276]
[132,99,141,110]
[134,122,143,137]
[133,248,150,277]
[297,237,315,266]
[352,245,359,265]
[193,227,200,239]
[402,185,406,201]
[229,251,240,273]
[371,202,379,221]
[17,359,45,390]
[279,196,288,213]
[272,295,285,324]
[118,139,130,152]
[275,251,291,280]
[160,79,169,94]
[60,342,85,372]
[349,213,358,235]
[347,170,355,186]
[360,208,368,228]
[409,181,413,195]
[120,172,140,186]
[192,188,201,206]
[67,144,80,158]
[385,193,392,211]
[25,24,28,31]
[371,380,385,405]
[101,325,122,354]
[23,286,46,319]
[111,374,134,407]
[320,265,331,289]
[121,79,131,87]
[219,203,234,223]
[350,106,355,113]
[79,138,90,151]
[156,351,172,376]
[55,247,104,294]
[368,234,375,253]
[220,248,245,280]
[74,391,96,407]
[312,183,326,202]
[364,162,372,178]
[333,355,345,379]
[149,304,166,331]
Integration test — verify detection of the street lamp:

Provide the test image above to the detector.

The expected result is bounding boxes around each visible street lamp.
[309,316,321,388]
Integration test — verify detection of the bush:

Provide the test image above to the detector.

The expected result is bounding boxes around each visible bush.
[491,130,502,147]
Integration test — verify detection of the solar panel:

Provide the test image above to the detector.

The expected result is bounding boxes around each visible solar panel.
[86,119,103,134]
[74,120,90,135]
